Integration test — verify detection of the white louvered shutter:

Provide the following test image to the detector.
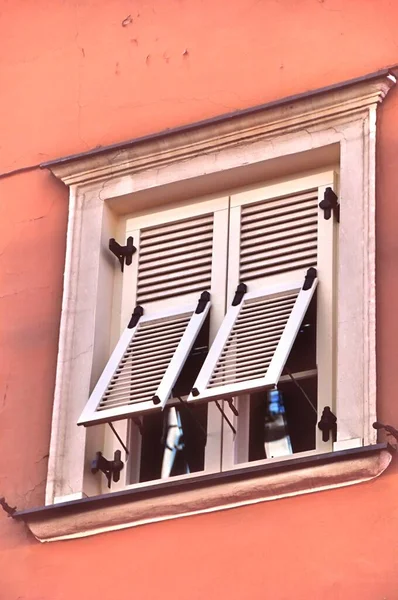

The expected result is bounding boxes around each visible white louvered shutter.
[188,173,337,417]
[78,297,211,425]
[239,189,318,283]
[79,196,229,427]
[136,213,214,305]
[227,174,337,395]
[223,172,337,461]
[120,196,229,322]
[188,275,317,403]
[226,173,335,296]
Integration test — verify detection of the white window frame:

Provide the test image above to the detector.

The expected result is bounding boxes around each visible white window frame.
[44,72,395,504]
[110,173,328,491]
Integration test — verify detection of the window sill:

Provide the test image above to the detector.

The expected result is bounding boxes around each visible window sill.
[14,444,392,542]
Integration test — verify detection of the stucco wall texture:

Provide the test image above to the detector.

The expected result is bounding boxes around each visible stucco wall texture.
[2,1,398,598]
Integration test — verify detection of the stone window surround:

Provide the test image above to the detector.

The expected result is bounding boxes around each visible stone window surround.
[27,69,395,540]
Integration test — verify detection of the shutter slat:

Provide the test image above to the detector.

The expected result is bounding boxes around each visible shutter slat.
[241,190,317,217]
[241,240,318,268]
[240,190,318,282]
[241,204,317,233]
[139,242,213,265]
[240,214,317,240]
[236,294,297,313]
[139,234,212,258]
[138,278,212,303]
[232,306,295,328]
[222,334,284,353]
[107,370,165,388]
[118,349,176,365]
[128,326,189,346]
[229,319,289,339]
[140,216,213,240]
[213,350,276,374]
[138,263,213,286]
[139,251,213,274]
[137,214,214,304]
[240,231,317,259]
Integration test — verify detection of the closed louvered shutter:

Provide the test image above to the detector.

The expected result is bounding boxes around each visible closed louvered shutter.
[137,214,214,305]
[78,295,211,426]
[239,189,318,282]
[188,275,317,403]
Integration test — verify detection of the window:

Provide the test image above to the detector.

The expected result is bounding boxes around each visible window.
[76,171,338,492]
[43,71,395,511]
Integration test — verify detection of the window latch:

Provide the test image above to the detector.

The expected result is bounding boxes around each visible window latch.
[317,406,337,442]
[91,450,124,488]
[319,187,339,222]
[109,236,137,272]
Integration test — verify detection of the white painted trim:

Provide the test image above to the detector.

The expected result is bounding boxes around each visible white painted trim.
[315,180,338,451]
[333,438,363,451]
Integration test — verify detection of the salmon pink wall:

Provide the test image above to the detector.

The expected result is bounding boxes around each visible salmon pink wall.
[2,1,398,598]
[1,0,398,173]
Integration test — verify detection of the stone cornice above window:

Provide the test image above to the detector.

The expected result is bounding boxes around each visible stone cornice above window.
[43,69,396,187]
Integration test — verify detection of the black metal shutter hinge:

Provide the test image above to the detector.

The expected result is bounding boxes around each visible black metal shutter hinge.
[232,282,247,306]
[303,267,317,290]
[91,450,124,488]
[128,305,144,329]
[196,291,211,314]
[109,236,137,272]
[317,406,337,442]
[319,187,340,222]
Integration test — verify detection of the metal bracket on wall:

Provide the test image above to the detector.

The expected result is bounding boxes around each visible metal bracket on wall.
[109,236,137,272]
[373,421,398,443]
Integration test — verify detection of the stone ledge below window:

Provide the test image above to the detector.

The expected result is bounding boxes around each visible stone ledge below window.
[13,444,393,542]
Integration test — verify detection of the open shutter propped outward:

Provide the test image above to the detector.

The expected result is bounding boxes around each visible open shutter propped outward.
[78,292,210,426]
[188,270,317,404]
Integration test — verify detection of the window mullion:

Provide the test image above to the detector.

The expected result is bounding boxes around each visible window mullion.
[316,181,338,453]
[221,204,242,470]
[204,203,230,473]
